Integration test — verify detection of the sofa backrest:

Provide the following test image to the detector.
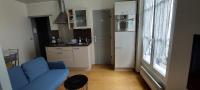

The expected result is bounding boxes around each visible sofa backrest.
[22,57,49,81]
[8,66,29,90]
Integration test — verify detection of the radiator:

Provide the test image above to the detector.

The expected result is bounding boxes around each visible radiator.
[140,66,163,90]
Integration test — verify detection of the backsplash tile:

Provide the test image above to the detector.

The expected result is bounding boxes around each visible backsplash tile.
[73,28,92,43]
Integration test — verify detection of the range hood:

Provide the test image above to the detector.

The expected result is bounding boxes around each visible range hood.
[54,0,68,24]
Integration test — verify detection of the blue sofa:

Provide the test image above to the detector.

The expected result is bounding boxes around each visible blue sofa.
[8,57,69,90]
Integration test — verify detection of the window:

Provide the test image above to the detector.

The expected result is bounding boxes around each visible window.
[142,0,174,77]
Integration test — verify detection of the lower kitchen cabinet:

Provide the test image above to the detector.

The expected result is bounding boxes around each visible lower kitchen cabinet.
[73,47,91,68]
[46,47,74,67]
[46,45,92,69]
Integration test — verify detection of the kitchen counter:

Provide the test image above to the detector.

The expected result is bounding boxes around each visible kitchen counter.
[47,42,91,47]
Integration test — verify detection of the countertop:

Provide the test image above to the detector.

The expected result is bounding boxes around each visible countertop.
[47,42,91,47]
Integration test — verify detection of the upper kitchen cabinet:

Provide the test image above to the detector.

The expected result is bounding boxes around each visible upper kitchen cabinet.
[27,1,59,30]
[68,9,88,30]
[115,1,137,15]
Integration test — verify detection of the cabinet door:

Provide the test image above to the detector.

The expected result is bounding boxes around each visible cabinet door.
[73,47,89,68]
[46,47,74,67]
[74,10,87,28]
[61,47,74,67]
[115,32,135,68]
[115,1,136,15]
[46,47,63,60]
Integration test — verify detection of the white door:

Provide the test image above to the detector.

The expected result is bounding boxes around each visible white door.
[93,10,111,64]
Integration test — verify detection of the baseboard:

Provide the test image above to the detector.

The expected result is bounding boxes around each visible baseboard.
[68,67,91,71]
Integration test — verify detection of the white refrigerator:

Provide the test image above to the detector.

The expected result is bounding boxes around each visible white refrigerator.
[114,1,136,69]
[115,32,135,68]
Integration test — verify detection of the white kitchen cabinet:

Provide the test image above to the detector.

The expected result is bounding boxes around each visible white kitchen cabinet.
[73,46,91,69]
[115,32,135,69]
[46,47,74,67]
[67,9,89,30]
[115,1,137,15]
[46,45,92,69]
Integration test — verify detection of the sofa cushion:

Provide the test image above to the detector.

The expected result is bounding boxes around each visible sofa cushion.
[8,66,29,90]
[48,61,66,69]
[21,69,69,90]
[22,57,49,81]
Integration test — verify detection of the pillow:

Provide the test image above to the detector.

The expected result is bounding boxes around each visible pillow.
[8,66,29,90]
[22,57,49,81]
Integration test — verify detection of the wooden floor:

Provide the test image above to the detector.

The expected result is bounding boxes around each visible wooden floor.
[58,64,150,90]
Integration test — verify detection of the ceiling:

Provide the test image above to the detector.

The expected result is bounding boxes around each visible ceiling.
[17,0,57,4]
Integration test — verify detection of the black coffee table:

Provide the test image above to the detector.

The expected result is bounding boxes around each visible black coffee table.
[64,74,88,90]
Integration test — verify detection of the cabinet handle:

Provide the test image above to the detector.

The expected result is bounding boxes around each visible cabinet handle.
[56,52,63,54]
[56,48,62,50]
[73,48,79,49]
[94,36,97,43]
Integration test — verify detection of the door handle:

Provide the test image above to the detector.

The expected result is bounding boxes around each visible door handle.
[94,36,97,43]
[56,52,63,54]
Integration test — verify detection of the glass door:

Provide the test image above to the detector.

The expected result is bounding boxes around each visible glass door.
[142,0,174,80]
[75,10,87,28]
[152,0,173,76]
[142,0,154,64]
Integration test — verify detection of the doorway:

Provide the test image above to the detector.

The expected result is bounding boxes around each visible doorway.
[93,10,111,64]
[31,17,51,59]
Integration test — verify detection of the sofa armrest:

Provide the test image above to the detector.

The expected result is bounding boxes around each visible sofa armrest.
[48,61,67,69]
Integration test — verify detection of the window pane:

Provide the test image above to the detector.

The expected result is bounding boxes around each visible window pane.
[153,0,173,76]
[142,0,154,64]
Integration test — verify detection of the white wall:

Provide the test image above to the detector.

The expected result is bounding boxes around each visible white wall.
[65,0,114,10]
[27,1,59,16]
[0,47,12,90]
[27,1,60,30]
[0,0,35,64]
[166,0,200,90]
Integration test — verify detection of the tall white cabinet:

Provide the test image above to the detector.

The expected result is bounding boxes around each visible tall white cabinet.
[114,1,137,69]
[115,1,137,15]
